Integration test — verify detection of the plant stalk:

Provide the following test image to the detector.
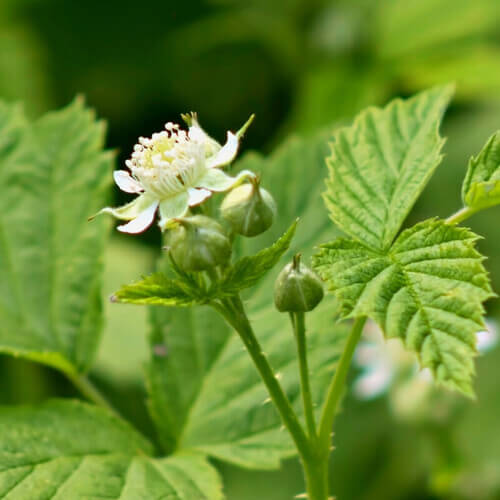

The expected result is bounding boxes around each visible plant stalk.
[291,311,317,440]
[214,296,311,460]
[446,206,478,225]
[318,316,367,450]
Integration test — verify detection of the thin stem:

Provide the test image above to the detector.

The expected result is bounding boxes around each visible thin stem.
[291,312,317,440]
[446,206,478,225]
[318,316,367,450]
[213,296,311,459]
[66,372,121,419]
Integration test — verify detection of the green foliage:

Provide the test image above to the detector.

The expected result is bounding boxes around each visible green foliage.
[0,99,111,375]
[314,219,494,395]
[114,272,204,307]
[148,301,347,469]
[0,399,222,499]
[215,220,297,296]
[145,131,349,468]
[462,131,500,211]
[323,85,453,251]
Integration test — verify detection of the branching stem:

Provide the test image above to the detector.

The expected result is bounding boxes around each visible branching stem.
[213,296,311,460]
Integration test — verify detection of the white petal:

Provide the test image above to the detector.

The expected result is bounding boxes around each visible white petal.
[207,132,239,168]
[187,187,212,206]
[197,168,254,192]
[117,201,159,234]
[158,191,189,230]
[94,193,157,221]
[113,170,143,193]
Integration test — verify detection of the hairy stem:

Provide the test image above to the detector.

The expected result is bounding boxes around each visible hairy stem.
[291,312,317,440]
[318,316,367,450]
[304,458,330,500]
[66,372,121,419]
[213,296,311,459]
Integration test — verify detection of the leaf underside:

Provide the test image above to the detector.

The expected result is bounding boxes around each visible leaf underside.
[324,84,453,251]
[0,400,223,500]
[314,218,494,395]
[0,99,112,374]
[462,130,500,210]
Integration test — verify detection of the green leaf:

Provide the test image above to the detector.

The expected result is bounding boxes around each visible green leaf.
[0,399,223,499]
[114,272,202,307]
[146,131,349,468]
[216,220,297,296]
[313,218,494,395]
[324,85,453,251]
[0,99,112,374]
[461,131,500,211]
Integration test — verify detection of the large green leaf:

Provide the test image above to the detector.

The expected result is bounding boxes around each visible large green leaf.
[146,132,348,467]
[313,218,494,395]
[461,130,500,211]
[0,99,111,374]
[324,85,452,251]
[0,400,222,499]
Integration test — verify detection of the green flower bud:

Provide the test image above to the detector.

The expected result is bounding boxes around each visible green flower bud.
[165,215,231,271]
[220,177,276,237]
[274,254,324,312]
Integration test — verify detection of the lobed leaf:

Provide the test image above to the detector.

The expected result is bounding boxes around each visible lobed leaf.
[324,85,453,251]
[0,99,112,374]
[462,130,500,211]
[0,400,223,499]
[314,218,494,396]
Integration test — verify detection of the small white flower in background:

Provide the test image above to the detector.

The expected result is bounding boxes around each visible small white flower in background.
[94,113,255,233]
[354,319,499,401]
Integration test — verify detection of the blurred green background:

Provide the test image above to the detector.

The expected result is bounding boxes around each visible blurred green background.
[1,0,500,498]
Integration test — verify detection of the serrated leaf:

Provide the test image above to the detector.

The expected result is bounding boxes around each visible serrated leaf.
[314,218,494,395]
[215,220,297,296]
[114,272,201,307]
[0,99,112,374]
[146,132,349,468]
[0,399,223,499]
[462,131,500,211]
[324,85,453,251]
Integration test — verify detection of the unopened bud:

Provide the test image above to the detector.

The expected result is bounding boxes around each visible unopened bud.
[220,177,276,237]
[166,215,231,271]
[274,254,324,312]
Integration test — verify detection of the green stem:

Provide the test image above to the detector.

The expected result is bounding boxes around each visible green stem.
[303,458,330,500]
[446,206,478,225]
[213,296,311,459]
[291,312,317,440]
[66,372,120,419]
[318,316,367,450]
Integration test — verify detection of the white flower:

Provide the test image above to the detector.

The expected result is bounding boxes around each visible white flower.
[96,114,255,233]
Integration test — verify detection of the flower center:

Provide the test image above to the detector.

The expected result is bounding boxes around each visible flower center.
[125,122,207,198]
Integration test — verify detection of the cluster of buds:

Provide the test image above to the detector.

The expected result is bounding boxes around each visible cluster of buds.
[96,113,278,271]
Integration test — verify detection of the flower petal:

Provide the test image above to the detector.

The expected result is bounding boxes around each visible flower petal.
[197,168,254,192]
[206,132,239,168]
[158,191,190,230]
[113,170,144,193]
[117,200,159,234]
[187,187,212,206]
[95,192,157,221]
